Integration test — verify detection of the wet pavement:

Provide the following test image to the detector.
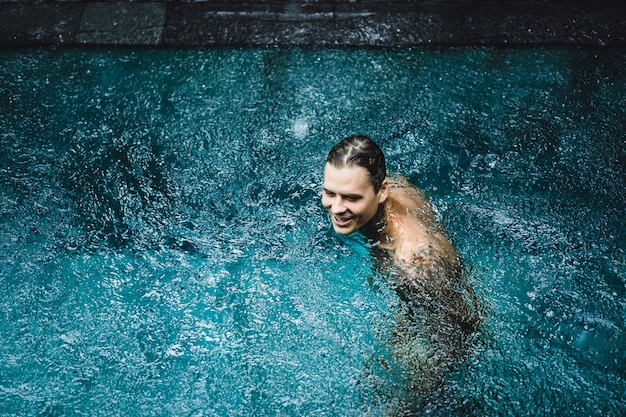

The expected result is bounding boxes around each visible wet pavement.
[1,1,625,47]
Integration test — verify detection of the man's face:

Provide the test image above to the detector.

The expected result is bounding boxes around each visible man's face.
[322,163,387,235]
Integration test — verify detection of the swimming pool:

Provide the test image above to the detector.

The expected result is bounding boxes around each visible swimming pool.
[1,47,624,416]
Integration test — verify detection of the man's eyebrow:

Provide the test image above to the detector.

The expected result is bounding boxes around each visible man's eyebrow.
[325,190,363,199]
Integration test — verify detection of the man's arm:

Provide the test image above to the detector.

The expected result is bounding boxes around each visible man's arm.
[387,175,460,279]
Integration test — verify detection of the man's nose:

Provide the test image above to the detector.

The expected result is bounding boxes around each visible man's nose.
[330,197,346,213]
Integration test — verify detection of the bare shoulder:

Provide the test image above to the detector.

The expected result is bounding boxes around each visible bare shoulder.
[384,175,459,278]
[387,174,437,223]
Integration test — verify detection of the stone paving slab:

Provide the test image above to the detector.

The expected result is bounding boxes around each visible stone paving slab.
[0,1,625,47]
[75,2,166,45]
[0,2,83,45]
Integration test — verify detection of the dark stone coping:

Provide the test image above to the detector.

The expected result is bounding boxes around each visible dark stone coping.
[1,1,625,47]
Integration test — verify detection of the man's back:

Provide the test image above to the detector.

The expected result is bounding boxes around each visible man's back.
[376,175,461,283]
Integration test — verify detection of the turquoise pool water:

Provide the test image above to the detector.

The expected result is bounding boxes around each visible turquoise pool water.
[1,47,624,416]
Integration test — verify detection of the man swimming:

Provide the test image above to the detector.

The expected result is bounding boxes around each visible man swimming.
[322,135,480,398]
[322,135,461,283]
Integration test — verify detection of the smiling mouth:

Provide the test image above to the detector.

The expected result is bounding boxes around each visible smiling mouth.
[333,215,353,227]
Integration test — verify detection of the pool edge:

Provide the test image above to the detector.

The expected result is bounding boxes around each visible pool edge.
[1,1,625,48]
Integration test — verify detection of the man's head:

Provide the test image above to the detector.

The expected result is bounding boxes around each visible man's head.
[322,136,388,235]
[325,135,386,193]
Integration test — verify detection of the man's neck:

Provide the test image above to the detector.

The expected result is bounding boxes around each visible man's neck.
[360,203,387,244]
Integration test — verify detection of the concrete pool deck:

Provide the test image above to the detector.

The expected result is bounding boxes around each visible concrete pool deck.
[0,1,625,47]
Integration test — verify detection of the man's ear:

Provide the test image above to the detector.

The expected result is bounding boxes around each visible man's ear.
[378,178,389,203]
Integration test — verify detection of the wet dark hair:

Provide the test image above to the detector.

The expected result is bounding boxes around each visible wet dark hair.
[326,135,386,192]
